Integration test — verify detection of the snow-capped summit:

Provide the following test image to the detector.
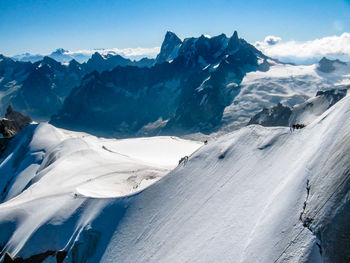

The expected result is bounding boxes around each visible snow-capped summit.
[47,48,74,64]
[156,30,265,68]
[52,30,269,136]
[51,48,69,55]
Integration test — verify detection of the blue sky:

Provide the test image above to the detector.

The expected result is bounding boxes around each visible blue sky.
[1,0,350,56]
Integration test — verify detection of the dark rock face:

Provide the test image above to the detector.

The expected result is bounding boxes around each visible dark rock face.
[3,252,14,263]
[318,57,347,73]
[0,106,32,137]
[155,31,182,64]
[0,55,33,91]
[3,250,56,263]
[0,138,10,157]
[248,103,292,127]
[56,250,67,263]
[0,52,155,121]
[315,88,347,108]
[249,88,348,128]
[71,229,101,263]
[0,55,85,120]
[83,52,155,73]
[52,31,267,136]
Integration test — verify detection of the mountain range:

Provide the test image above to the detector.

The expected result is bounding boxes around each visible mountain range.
[0,51,154,121]
[2,31,350,137]
[1,30,350,263]
[0,86,349,263]
[12,47,160,64]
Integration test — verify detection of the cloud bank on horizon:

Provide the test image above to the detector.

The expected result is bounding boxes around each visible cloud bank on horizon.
[12,46,161,64]
[68,46,160,60]
[11,33,350,65]
[255,32,350,64]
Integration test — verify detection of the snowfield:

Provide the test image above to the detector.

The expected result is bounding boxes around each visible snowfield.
[0,125,202,201]
[221,61,350,132]
[0,94,350,262]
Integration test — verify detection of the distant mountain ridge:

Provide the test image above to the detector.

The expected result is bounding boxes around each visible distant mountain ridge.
[51,30,269,136]
[2,31,350,137]
[12,47,159,64]
[0,52,155,120]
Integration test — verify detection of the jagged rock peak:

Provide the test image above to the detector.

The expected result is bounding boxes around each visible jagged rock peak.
[69,58,80,66]
[318,57,346,73]
[0,105,32,137]
[5,105,32,125]
[164,31,182,44]
[42,56,60,64]
[232,30,238,40]
[6,104,14,115]
[91,52,104,59]
[156,31,182,64]
[227,30,240,50]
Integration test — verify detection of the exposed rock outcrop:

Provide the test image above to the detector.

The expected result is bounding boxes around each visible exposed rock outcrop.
[248,103,292,127]
[0,106,32,137]
[3,250,56,263]
[318,57,347,73]
[52,30,267,136]
[249,88,348,128]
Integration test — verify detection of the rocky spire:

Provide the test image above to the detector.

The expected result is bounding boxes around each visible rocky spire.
[227,30,240,51]
[0,105,32,137]
[155,31,182,64]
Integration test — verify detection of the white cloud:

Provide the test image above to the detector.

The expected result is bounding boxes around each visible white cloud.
[67,46,160,59]
[255,33,350,64]
[261,35,282,46]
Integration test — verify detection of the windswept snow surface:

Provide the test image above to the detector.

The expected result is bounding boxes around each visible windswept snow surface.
[1,95,350,262]
[100,95,350,262]
[221,62,350,132]
[0,126,201,261]
[0,124,202,201]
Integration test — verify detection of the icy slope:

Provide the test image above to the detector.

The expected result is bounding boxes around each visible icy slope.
[100,95,350,262]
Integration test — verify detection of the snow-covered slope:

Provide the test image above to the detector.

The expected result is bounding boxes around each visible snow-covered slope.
[0,124,201,201]
[289,88,347,126]
[0,94,350,262]
[99,94,350,263]
[0,125,201,262]
[221,61,350,132]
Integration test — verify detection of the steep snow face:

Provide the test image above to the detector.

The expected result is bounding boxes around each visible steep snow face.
[221,63,350,132]
[290,88,348,126]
